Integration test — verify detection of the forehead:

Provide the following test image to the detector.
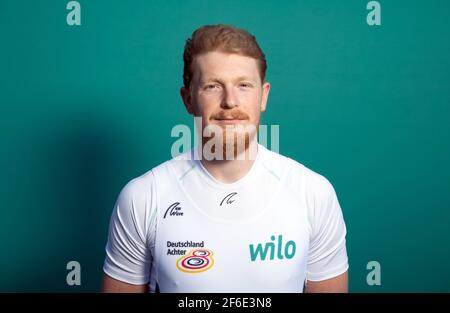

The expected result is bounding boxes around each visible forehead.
[192,51,260,82]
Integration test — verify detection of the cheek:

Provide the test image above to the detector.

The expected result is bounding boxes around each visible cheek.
[192,103,217,123]
[196,93,221,112]
[250,108,262,122]
[243,89,262,103]
[245,94,263,116]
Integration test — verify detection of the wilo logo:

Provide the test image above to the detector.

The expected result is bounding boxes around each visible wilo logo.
[249,235,296,262]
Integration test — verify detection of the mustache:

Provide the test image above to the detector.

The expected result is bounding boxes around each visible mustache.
[210,110,249,121]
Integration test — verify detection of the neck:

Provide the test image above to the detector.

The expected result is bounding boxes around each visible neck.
[198,140,259,184]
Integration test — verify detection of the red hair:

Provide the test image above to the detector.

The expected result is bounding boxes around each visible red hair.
[183,24,267,88]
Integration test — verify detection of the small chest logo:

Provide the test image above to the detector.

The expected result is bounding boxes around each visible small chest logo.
[220,192,237,206]
[164,202,183,218]
[249,235,296,262]
[176,249,215,273]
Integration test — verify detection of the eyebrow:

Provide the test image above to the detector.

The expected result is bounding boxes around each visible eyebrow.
[200,76,256,84]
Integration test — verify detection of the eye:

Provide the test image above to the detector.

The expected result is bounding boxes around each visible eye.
[204,84,220,90]
[239,82,252,88]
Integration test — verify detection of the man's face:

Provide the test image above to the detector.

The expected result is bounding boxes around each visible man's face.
[181,51,270,156]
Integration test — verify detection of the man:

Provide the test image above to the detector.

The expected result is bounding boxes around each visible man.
[102,24,349,293]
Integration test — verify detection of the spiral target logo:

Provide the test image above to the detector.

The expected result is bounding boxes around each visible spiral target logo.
[176,249,214,273]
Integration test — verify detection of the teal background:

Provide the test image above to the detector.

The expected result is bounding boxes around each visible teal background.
[1,0,449,292]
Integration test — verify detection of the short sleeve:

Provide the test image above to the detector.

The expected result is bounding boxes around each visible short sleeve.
[103,171,157,285]
[306,174,349,282]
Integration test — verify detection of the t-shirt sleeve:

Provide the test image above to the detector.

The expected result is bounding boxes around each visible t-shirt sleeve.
[103,171,157,285]
[306,174,349,282]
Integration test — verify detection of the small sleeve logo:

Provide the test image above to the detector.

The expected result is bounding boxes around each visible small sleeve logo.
[164,202,184,218]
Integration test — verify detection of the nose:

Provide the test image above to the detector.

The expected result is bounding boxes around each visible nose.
[221,86,238,109]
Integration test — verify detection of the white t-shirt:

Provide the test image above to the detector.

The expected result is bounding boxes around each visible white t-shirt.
[103,144,348,292]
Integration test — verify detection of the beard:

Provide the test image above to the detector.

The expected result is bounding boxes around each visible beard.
[208,125,255,158]
[200,122,259,161]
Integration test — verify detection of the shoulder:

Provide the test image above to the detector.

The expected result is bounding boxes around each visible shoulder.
[259,145,296,180]
[118,169,155,202]
[274,154,343,234]
[119,150,193,200]
[268,149,336,200]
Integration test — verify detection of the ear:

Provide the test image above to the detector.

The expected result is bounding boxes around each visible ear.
[260,81,271,113]
[180,86,195,115]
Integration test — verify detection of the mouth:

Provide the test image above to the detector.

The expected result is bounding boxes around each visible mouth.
[213,118,247,124]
